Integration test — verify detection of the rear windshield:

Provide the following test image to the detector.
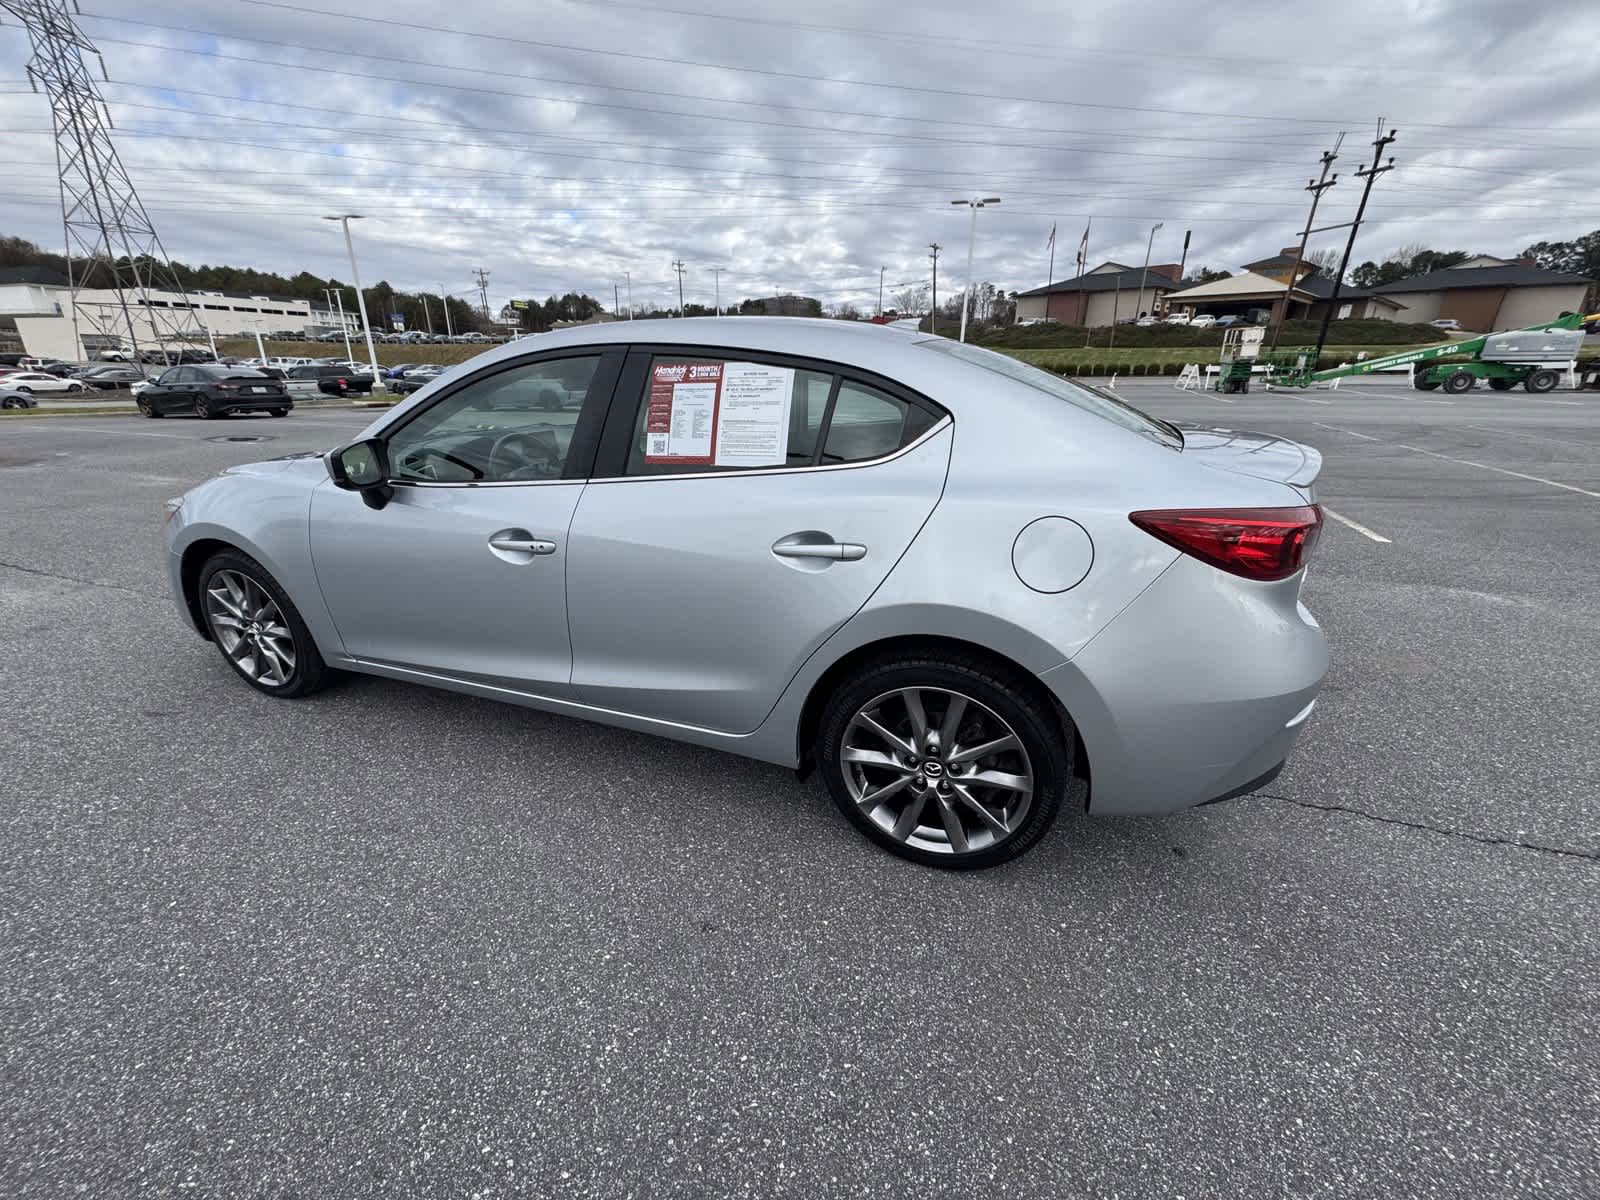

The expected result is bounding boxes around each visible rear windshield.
[197,365,267,379]
[915,339,1180,448]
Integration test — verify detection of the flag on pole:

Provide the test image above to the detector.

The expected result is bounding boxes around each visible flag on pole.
[1046,223,1056,250]
[1077,219,1091,275]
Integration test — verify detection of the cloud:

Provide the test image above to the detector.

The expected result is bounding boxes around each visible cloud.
[0,0,1596,312]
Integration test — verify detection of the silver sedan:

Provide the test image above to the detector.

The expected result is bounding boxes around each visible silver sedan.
[165,318,1327,867]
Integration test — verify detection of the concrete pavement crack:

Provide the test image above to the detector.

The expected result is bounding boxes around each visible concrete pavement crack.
[1257,792,1598,863]
[0,557,159,599]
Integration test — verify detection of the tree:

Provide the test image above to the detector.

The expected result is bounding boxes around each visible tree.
[1302,248,1345,280]
[1520,229,1600,308]
[1350,246,1471,290]
[834,303,862,321]
[892,284,929,314]
[1182,266,1230,286]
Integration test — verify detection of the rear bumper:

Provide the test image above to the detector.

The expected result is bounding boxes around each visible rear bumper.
[213,395,291,412]
[1041,555,1327,816]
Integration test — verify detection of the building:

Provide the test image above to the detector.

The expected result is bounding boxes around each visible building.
[1014,262,1183,325]
[0,268,358,359]
[1163,269,1401,323]
[1367,256,1590,331]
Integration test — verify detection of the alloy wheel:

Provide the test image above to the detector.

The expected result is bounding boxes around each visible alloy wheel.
[840,686,1034,857]
[204,569,297,687]
[195,398,212,418]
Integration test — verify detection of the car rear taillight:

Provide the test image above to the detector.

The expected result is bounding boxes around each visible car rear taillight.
[1129,505,1322,581]
[216,382,238,391]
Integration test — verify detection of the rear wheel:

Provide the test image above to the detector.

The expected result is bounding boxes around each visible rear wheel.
[1442,370,1477,394]
[817,652,1070,869]
[269,407,288,418]
[196,550,330,698]
[1524,369,1560,394]
[194,397,214,419]
[1487,378,1514,391]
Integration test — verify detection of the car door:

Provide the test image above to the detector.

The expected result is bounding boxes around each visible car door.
[564,348,952,733]
[307,349,621,695]
[147,367,186,412]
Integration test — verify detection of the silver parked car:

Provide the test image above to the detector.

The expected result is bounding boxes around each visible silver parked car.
[165,318,1327,867]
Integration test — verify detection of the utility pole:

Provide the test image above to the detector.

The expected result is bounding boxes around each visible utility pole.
[438,284,453,337]
[1311,125,1397,368]
[878,265,886,316]
[1176,229,1192,290]
[613,282,620,319]
[1268,138,1343,354]
[672,259,686,316]
[928,242,942,334]
[1136,222,1164,320]
[625,270,633,319]
[421,291,433,334]
[472,267,491,322]
[710,266,723,316]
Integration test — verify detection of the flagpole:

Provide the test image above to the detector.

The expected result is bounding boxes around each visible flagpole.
[1047,223,1056,286]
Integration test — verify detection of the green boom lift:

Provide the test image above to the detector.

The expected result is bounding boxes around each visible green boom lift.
[1270,311,1600,394]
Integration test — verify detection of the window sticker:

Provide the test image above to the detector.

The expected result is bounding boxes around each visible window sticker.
[644,360,795,467]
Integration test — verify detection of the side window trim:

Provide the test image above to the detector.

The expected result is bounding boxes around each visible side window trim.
[589,343,947,481]
[375,346,624,485]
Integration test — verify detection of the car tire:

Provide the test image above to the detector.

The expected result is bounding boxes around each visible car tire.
[194,398,214,419]
[269,408,288,417]
[1524,369,1560,394]
[196,550,331,698]
[1442,370,1476,394]
[2,396,26,409]
[137,398,161,418]
[67,382,85,393]
[816,651,1071,869]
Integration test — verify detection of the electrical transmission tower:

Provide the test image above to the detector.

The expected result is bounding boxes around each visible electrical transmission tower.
[473,267,492,320]
[0,0,208,362]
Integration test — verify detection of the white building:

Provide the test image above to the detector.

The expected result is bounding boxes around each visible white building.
[0,266,358,359]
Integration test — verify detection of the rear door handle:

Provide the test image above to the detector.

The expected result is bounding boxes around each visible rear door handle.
[771,540,867,561]
[489,533,557,555]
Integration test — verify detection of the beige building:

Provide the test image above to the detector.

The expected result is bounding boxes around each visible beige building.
[1164,265,1402,323]
[1368,256,1590,332]
[1015,261,1183,326]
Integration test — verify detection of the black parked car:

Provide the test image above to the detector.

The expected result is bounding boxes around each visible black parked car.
[79,365,147,390]
[136,364,292,419]
[285,363,375,398]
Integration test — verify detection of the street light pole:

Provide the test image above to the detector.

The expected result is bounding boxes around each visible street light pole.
[711,266,723,316]
[1136,222,1164,321]
[438,285,453,338]
[332,290,354,363]
[324,214,382,390]
[878,265,886,316]
[952,196,1001,343]
[625,271,633,319]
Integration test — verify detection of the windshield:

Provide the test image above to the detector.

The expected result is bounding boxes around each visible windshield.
[916,338,1182,448]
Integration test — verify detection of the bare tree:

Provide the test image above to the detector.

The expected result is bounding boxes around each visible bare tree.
[892,284,929,314]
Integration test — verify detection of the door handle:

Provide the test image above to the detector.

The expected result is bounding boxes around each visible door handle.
[488,533,557,555]
[771,540,867,561]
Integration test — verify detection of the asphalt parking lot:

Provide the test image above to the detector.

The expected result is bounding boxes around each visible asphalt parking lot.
[3,382,1597,1198]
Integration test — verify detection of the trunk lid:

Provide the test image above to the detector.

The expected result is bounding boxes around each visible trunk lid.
[1174,424,1322,491]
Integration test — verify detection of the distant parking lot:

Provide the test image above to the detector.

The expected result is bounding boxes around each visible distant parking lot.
[2,385,1597,1196]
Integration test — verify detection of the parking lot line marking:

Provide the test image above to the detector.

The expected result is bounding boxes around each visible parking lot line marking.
[1417,399,1456,405]
[1391,442,1600,498]
[3,423,196,440]
[1295,395,1333,405]
[1530,398,1583,406]
[1322,507,1391,543]
[1314,423,1381,441]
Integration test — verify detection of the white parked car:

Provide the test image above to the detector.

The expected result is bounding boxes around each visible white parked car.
[1430,319,1463,332]
[1188,314,1218,329]
[1162,312,1191,326]
[1135,317,1157,328]
[1,370,88,394]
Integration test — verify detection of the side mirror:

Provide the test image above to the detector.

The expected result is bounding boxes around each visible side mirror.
[326,438,393,509]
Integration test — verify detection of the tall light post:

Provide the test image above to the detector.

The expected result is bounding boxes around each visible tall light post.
[324,214,382,390]
[710,266,724,316]
[1136,221,1165,320]
[625,270,633,319]
[438,285,453,338]
[324,287,355,363]
[952,197,1001,343]
[878,265,886,316]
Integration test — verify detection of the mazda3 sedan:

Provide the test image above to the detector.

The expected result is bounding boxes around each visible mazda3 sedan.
[165,318,1327,868]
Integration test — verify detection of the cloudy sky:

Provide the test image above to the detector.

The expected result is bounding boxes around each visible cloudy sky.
[1,0,1596,314]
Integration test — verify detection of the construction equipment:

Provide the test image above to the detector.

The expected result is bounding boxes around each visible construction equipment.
[1215,326,1265,393]
[1271,312,1600,393]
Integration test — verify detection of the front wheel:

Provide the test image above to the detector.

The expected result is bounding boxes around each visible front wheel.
[1442,370,1477,394]
[817,653,1070,869]
[196,550,330,698]
[137,398,162,418]
[66,382,85,393]
[1524,369,1560,394]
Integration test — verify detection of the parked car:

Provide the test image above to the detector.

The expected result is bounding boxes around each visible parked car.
[383,362,423,380]
[136,364,291,419]
[1430,318,1463,331]
[79,365,147,390]
[1162,312,1191,326]
[163,318,1327,868]
[1214,315,1241,328]
[1187,314,1218,329]
[1134,316,1157,327]
[2,370,89,394]
[40,361,84,377]
[283,364,375,399]
[0,386,38,409]
[389,367,444,395]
